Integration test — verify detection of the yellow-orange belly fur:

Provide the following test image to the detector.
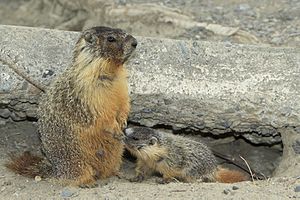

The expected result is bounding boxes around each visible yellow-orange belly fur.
[73,116,125,185]
[71,64,129,185]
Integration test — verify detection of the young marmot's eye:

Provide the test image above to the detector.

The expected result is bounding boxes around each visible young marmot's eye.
[131,136,139,141]
[107,36,116,42]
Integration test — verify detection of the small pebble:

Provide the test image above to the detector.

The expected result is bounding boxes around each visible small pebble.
[1,187,6,192]
[42,69,54,78]
[294,185,300,192]
[223,189,230,195]
[35,176,42,182]
[232,185,239,190]
[2,181,12,186]
[109,186,115,190]
[61,188,77,198]
[235,4,251,12]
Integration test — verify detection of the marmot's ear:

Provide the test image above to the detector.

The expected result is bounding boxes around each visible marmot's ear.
[149,137,158,145]
[84,33,97,44]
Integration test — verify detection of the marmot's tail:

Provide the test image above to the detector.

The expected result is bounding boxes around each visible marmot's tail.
[5,151,52,178]
[215,167,248,183]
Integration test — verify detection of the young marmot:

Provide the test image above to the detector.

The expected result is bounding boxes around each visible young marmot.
[124,127,248,183]
[6,26,137,187]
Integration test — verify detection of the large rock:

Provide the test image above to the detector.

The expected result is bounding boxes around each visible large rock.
[0,25,300,176]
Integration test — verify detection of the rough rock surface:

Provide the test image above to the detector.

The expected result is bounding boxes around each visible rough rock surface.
[0,0,299,47]
[0,25,300,176]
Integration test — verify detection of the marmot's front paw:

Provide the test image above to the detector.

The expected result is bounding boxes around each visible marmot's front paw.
[121,120,127,130]
[156,177,174,184]
[104,120,123,135]
[117,117,128,130]
[79,183,99,188]
[113,171,126,179]
[129,174,145,183]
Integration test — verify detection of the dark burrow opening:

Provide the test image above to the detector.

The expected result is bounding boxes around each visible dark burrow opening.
[0,119,283,181]
[130,123,283,180]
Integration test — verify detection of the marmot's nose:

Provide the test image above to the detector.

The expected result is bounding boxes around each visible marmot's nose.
[131,38,138,48]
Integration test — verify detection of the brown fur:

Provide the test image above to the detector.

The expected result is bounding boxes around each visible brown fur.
[5,151,51,178]
[124,127,248,183]
[69,60,129,185]
[214,167,248,183]
[5,151,42,178]
[6,26,136,186]
[131,144,247,183]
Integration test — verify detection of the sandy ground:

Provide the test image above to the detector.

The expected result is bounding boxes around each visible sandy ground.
[0,121,299,199]
[0,172,299,200]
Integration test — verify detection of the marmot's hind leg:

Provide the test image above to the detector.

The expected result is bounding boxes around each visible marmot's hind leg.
[55,160,97,187]
[70,164,98,188]
[184,167,214,183]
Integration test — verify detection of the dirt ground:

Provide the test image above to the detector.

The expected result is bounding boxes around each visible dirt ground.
[0,121,299,199]
[0,0,300,199]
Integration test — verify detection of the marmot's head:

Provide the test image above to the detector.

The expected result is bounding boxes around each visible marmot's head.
[124,127,164,160]
[75,26,137,65]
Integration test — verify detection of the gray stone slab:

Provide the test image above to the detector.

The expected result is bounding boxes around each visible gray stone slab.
[0,25,300,145]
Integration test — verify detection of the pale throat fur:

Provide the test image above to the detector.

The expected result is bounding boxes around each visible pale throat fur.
[69,37,129,118]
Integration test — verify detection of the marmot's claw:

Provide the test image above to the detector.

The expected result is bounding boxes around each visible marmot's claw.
[122,121,127,129]
[113,133,125,141]
[116,115,128,130]
[79,183,99,188]
[129,175,144,182]
[156,178,172,184]
[114,171,126,179]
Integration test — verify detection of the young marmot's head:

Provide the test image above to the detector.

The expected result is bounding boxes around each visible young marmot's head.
[124,127,166,160]
[74,26,137,65]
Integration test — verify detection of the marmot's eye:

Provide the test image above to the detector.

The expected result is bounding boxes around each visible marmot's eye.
[107,36,116,42]
[131,136,139,141]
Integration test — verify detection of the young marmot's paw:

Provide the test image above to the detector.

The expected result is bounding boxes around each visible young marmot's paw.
[113,171,126,179]
[129,174,145,182]
[156,177,177,184]
[79,183,99,188]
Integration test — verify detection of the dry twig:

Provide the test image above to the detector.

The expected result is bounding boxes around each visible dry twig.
[0,58,46,92]
[239,155,254,182]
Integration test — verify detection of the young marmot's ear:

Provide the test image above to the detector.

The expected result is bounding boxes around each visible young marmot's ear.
[84,32,97,44]
[149,137,158,145]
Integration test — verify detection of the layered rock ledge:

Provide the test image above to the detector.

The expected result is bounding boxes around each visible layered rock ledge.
[0,25,299,176]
